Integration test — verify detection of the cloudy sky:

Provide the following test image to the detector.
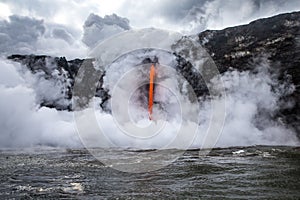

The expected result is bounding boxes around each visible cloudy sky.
[0,0,299,58]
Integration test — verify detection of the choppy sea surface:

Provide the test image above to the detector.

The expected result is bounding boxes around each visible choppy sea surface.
[0,146,299,199]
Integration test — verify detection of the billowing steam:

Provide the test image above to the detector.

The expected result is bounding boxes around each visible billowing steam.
[1,50,298,148]
[0,58,79,148]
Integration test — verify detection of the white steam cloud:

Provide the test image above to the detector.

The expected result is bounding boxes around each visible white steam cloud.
[0,54,299,148]
[0,58,79,148]
[208,59,299,147]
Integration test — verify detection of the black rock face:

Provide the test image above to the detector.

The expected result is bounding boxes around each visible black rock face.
[7,12,300,135]
[198,11,300,134]
[7,55,88,110]
[7,54,109,111]
[7,55,80,79]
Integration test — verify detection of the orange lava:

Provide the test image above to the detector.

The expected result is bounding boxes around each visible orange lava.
[148,64,155,120]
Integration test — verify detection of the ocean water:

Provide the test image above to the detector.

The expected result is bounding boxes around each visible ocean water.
[0,146,299,199]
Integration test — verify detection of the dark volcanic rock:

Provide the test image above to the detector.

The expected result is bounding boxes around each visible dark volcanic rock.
[8,54,110,111]
[7,54,98,110]
[7,54,80,79]
[198,11,300,134]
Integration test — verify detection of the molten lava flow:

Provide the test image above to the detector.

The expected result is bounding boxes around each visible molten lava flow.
[148,64,155,120]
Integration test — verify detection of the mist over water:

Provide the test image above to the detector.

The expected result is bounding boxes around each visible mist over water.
[0,49,298,148]
[207,59,299,147]
[0,58,79,148]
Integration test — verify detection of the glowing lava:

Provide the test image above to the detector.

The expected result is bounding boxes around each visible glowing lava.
[148,64,155,120]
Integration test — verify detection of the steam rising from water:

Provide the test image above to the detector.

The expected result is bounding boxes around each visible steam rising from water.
[0,58,79,148]
[0,55,299,148]
[203,59,299,147]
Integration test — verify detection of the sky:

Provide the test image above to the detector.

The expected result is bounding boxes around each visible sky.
[0,0,299,58]
[1,0,300,30]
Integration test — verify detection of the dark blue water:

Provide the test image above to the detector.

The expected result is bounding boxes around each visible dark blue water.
[0,146,299,199]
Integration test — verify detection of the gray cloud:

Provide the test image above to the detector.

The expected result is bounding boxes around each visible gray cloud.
[0,15,45,54]
[1,0,99,29]
[82,13,131,48]
[150,0,210,22]
[2,0,56,18]
[2,0,300,35]
[0,14,87,59]
[52,28,74,44]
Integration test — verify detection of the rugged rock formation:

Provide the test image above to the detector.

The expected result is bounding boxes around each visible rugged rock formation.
[7,11,300,133]
[7,54,108,111]
[7,55,81,110]
[198,11,300,134]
